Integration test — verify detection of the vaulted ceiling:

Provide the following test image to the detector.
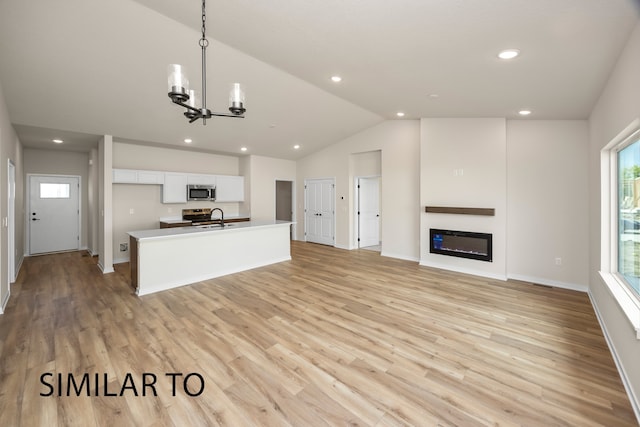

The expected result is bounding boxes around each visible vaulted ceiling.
[0,0,638,159]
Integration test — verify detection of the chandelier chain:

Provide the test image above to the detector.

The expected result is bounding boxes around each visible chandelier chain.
[199,0,208,48]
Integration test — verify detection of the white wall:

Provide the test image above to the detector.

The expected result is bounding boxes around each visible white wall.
[0,79,24,313]
[420,118,507,279]
[111,142,245,263]
[245,155,297,222]
[589,20,640,415]
[296,120,421,260]
[350,150,381,177]
[506,120,589,291]
[23,148,90,252]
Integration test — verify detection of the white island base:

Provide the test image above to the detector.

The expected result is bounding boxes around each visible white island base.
[128,221,292,296]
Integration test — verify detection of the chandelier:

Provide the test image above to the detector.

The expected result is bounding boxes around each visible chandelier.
[167,0,246,124]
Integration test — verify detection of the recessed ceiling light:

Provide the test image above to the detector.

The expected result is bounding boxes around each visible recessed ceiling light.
[396,112,405,117]
[184,138,192,143]
[331,76,342,83]
[293,144,300,150]
[498,49,520,60]
[518,109,532,116]
[240,147,247,152]
[53,139,63,144]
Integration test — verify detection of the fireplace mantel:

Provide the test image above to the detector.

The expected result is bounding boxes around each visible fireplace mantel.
[425,206,495,216]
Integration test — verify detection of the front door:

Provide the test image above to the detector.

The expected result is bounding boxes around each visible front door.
[29,175,80,255]
[305,179,334,245]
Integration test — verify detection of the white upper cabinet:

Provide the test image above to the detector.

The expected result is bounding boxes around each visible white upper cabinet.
[113,169,164,185]
[187,174,217,186]
[137,170,165,184]
[216,175,244,202]
[162,173,188,203]
[113,169,244,204]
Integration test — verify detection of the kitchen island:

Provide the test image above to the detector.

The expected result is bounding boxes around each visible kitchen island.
[128,221,293,296]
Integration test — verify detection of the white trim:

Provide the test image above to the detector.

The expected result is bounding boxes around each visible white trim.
[508,273,588,293]
[600,118,640,338]
[600,272,640,339]
[589,291,640,423]
[97,262,115,274]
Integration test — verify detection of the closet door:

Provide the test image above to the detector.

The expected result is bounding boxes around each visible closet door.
[304,179,335,246]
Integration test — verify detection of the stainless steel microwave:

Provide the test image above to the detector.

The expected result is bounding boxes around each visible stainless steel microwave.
[187,184,216,201]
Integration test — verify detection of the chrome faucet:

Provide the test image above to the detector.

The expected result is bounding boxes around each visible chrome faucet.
[211,208,224,227]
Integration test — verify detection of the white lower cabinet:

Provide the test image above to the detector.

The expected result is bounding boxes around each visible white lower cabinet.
[162,173,188,203]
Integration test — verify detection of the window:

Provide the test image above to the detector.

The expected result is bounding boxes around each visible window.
[40,183,70,199]
[601,118,640,339]
[618,139,640,295]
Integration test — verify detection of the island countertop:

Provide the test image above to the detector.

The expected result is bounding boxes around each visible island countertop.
[128,220,293,241]
[127,220,294,296]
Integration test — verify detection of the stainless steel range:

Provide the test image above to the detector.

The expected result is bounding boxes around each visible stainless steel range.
[182,208,224,226]
[182,208,212,223]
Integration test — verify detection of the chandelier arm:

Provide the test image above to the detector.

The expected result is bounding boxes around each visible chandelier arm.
[171,99,202,114]
[208,112,245,118]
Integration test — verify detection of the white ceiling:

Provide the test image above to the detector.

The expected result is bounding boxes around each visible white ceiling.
[0,0,638,159]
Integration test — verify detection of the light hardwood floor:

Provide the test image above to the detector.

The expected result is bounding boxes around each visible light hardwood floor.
[0,241,636,426]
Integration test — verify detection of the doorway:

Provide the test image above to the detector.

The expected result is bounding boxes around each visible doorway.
[304,178,335,246]
[356,176,381,250]
[28,175,81,255]
[275,180,293,239]
[8,160,16,283]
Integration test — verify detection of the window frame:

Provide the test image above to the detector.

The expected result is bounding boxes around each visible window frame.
[600,118,640,340]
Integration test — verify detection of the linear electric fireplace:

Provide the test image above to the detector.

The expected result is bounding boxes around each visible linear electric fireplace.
[430,228,492,262]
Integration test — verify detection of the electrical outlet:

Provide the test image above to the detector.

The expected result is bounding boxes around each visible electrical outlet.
[129,208,135,214]
[555,257,562,266]
[120,243,128,252]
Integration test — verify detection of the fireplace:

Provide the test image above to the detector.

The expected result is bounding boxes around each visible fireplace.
[429,228,492,262]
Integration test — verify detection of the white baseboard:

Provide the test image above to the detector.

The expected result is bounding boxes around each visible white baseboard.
[589,291,640,424]
[97,262,115,274]
[507,274,588,293]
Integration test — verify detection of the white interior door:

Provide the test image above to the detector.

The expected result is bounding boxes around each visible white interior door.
[358,177,380,248]
[305,179,334,245]
[8,161,16,283]
[29,175,80,255]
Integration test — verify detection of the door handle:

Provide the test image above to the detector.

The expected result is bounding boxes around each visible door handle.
[32,218,40,221]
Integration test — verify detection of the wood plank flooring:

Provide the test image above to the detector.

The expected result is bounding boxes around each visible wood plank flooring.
[0,241,636,426]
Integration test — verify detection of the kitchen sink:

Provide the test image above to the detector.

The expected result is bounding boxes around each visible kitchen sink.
[196,223,235,229]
